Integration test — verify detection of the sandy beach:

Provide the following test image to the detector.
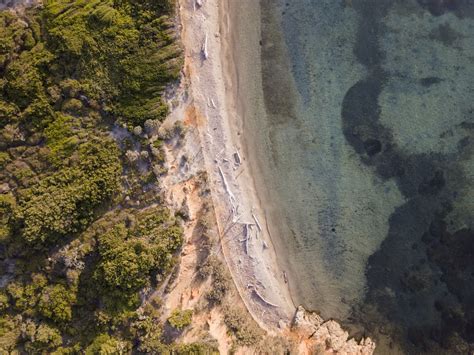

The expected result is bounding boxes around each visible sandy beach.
[177,0,296,329]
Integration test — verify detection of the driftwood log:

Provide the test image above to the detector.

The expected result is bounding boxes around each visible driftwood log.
[248,284,279,308]
[252,213,262,232]
[201,33,209,59]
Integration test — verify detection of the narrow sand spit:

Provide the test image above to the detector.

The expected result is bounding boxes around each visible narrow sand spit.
[177,0,296,330]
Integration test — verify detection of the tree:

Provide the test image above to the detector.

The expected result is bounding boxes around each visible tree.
[0,193,16,242]
[85,334,130,355]
[17,140,121,245]
[95,224,154,292]
[38,284,76,323]
[0,316,21,352]
[25,323,62,353]
[0,292,8,313]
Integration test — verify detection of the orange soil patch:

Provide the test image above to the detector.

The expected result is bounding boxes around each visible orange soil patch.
[183,104,207,128]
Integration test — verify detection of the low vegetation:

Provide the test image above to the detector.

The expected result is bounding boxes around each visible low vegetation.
[198,256,232,305]
[167,308,193,330]
[223,306,264,346]
[0,0,202,352]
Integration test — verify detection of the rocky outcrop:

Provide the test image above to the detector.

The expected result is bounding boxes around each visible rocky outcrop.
[0,183,10,194]
[0,0,40,10]
[292,306,376,354]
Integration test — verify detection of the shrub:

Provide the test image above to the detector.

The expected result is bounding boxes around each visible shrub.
[95,224,155,292]
[167,309,192,330]
[131,313,165,353]
[43,114,81,166]
[0,100,19,127]
[100,221,182,285]
[6,282,38,313]
[173,342,219,355]
[0,0,184,351]
[173,121,186,139]
[0,293,8,313]
[0,193,16,242]
[20,96,55,129]
[59,79,83,98]
[43,0,181,126]
[93,208,183,314]
[200,257,232,305]
[3,43,53,111]
[0,152,11,167]
[223,306,263,346]
[5,274,47,316]
[85,334,131,355]
[51,344,83,354]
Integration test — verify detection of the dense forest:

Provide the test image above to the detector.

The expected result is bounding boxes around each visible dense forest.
[0,0,218,352]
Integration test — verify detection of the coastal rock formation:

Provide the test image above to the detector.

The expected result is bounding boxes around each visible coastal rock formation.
[292,305,324,338]
[292,306,375,354]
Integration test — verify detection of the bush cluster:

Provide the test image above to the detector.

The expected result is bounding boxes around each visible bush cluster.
[223,306,264,346]
[167,309,193,330]
[0,1,191,352]
[199,256,232,305]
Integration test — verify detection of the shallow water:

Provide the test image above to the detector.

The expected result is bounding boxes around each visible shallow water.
[256,0,474,353]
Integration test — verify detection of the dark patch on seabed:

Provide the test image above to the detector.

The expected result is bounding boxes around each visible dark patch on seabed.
[342,0,474,354]
[259,0,298,126]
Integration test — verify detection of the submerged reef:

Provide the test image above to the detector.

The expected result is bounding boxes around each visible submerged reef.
[342,0,474,353]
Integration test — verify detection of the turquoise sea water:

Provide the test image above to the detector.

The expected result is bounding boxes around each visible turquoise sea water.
[257,0,474,353]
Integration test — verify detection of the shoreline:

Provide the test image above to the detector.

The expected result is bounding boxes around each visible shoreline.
[224,0,305,316]
[220,0,304,324]
[176,0,375,352]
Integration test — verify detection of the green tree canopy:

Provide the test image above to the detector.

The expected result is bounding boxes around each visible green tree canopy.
[38,284,76,323]
[16,140,121,245]
[85,333,130,355]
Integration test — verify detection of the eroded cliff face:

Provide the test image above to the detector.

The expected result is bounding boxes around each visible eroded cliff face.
[292,306,375,354]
